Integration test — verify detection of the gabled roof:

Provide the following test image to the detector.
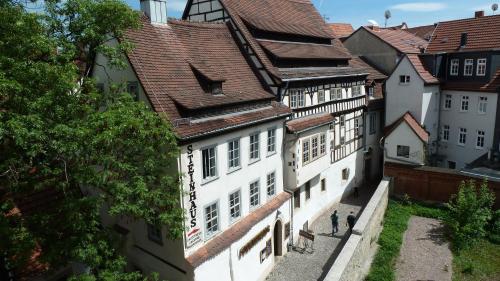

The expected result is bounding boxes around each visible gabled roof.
[286,113,334,133]
[349,56,388,80]
[406,24,437,41]
[427,14,500,53]
[384,112,429,142]
[329,23,354,38]
[442,68,500,93]
[360,26,428,54]
[257,39,351,60]
[406,54,440,85]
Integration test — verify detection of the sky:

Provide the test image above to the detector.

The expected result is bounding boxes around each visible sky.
[125,0,499,28]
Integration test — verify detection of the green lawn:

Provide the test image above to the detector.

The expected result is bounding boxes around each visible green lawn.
[365,200,500,281]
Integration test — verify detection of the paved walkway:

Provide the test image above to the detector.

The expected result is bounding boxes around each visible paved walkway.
[395,216,452,281]
[266,186,375,281]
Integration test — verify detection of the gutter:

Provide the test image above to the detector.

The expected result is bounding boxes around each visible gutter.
[281,72,370,82]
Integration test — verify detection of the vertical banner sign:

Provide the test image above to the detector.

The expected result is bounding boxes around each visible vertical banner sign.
[186,145,202,248]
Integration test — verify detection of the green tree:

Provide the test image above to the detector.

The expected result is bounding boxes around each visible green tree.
[0,0,183,280]
[445,180,495,249]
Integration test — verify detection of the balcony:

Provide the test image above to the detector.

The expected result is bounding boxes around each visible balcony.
[291,95,366,119]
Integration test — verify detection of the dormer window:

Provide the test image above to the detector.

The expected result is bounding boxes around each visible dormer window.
[190,63,226,95]
[210,82,223,95]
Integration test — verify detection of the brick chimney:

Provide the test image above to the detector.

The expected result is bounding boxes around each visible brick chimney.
[370,25,380,32]
[140,0,167,24]
[475,10,485,18]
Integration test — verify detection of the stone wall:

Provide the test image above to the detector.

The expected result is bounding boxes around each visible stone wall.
[324,178,391,281]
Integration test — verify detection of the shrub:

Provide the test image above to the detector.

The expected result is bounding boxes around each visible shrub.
[445,180,495,249]
[487,210,500,244]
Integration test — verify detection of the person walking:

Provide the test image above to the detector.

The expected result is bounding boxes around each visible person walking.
[346,211,356,234]
[330,210,338,236]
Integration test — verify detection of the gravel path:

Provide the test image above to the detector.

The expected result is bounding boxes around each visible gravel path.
[396,216,452,281]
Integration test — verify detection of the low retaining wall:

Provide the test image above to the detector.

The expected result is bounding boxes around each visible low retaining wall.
[324,177,391,281]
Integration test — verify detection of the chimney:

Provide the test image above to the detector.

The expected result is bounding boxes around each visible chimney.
[370,25,380,32]
[475,10,485,18]
[140,0,167,24]
[460,32,468,48]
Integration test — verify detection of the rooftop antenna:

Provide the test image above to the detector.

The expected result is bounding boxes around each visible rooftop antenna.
[493,3,498,15]
[384,10,392,27]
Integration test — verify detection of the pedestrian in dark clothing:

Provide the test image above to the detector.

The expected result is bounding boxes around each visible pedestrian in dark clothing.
[346,211,356,233]
[330,210,338,236]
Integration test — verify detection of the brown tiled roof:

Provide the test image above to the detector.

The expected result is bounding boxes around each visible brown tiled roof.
[221,0,332,39]
[258,39,351,60]
[442,68,500,93]
[406,24,436,41]
[362,26,428,54]
[278,66,368,81]
[286,113,334,133]
[186,192,291,268]
[427,15,500,53]
[384,112,429,142]
[176,102,291,140]
[329,23,354,38]
[406,54,440,85]
[349,56,388,80]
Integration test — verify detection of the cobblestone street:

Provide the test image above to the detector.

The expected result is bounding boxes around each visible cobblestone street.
[265,186,375,281]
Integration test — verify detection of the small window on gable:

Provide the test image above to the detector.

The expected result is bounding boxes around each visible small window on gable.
[127,81,139,101]
[399,75,410,84]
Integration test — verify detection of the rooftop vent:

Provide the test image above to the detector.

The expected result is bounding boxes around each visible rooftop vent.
[460,33,468,48]
[140,0,167,24]
[475,10,485,18]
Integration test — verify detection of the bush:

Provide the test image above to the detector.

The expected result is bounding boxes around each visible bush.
[487,210,500,244]
[445,180,495,249]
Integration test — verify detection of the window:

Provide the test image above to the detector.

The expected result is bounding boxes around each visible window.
[202,146,217,180]
[147,223,162,244]
[321,178,326,191]
[461,96,469,111]
[311,136,319,159]
[352,86,362,96]
[399,75,410,84]
[249,180,260,208]
[476,130,485,148]
[340,136,346,145]
[369,113,376,135]
[464,59,473,76]
[305,182,311,200]
[458,128,467,145]
[302,139,310,164]
[318,90,325,103]
[294,189,300,209]
[229,190,241,223]
[397,145,410,158]
[340,115,345,127]
[127,81,139,101]
[320,133,326,155]
[205,202,219,238]
[477,59,487,76]
[267,128,276,154]
[227,139,240,171]
[267,172,276,197]
[450,59,459,76]
[290,89,306,108]
[342,168,349,181]
[249,132,260,162]
[331,88,342,100]
[210,82,223,95]
[354,118,360,136]
[442,125,450,142]
[478,96,487,114]
[368,87,374,98]
[444,94,452,110]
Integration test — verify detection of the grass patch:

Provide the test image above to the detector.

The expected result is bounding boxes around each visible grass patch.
[452,239,500,281]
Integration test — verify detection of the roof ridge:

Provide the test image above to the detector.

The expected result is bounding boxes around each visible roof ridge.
[437,13,500,24]
[168,19,227,29]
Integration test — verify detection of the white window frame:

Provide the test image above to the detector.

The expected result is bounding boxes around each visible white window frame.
[266,172,276,198]
[318,89,325,103]
[340,115,345,128]
[352,85,362,97]
[202,145,218,183]
[320,133,327,155]
[267,128,276,155]
[249,179,260,209]
[460,96,469,112]
[302,139,310,164]
[204,201,220,239]
[331,88,342,100]
[450,59,459,76]
[399,75,411,85]
[464,59,473,76]
[227,138,241,173]
[368,87,374,98]
[478,96,487,114]
[396,145,410,158]
[444,94,452,110]
[476,130,485,149]
[442,125,450,142]
[249,132,260,163]
[311,135,319,160]
[476,58,487,76]
[228,189,241,224]
[458,127,467,146]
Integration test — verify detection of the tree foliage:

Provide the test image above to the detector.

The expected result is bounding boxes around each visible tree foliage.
[0,1,183,280]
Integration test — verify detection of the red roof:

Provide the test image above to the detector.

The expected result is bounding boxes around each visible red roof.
[442,68,500,93]
[258,39,351,60]
[286,113,334,133]
[329,23,354,38]
[406,55,440,85]
[361,26,428,54]
[406,24,436,41]
[384,112,429,142]
[427,15,500,53]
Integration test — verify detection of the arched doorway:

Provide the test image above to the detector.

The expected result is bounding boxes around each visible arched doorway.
[273,220,283,257]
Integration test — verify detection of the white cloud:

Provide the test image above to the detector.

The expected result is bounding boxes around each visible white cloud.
[169,0,188,12]
[390,2,447,12]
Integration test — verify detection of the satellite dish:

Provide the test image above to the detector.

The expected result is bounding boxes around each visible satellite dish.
[384,10,392,27]
[368,20,379,26]
[493,3,499,14]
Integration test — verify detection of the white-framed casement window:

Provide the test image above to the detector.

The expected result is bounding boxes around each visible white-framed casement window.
[369,113,376,135]
[289,89,306,108]
[320,133,327,155]
[444,94,452,110]
[460,96,469,112]
[397,145,410,158]
[399,75,410,85]
[311,135,319,159]
[354,118,360,136]
[228,190,241,223]
[318,90,325,103]
[331,88,342,100]
[464,59,474,76]
[249,132,260,162]
[249,180,260,209]
[458,128,467,146]
[476,130,485,149]
[227,139,240,172]
[267,128,276,155]
[442,125,450,142]
[266,172,276,198]
[352,86,362,97]
[450,59,459,76]
[340,115,345,127]
[302,139,310,164]
[478,96,488,114]
[477,58,487,76]
[204,201,219,239]
[290,91,297,108]
[147,223,163,245]
[202,146,218,181]
[368,87,374,98]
